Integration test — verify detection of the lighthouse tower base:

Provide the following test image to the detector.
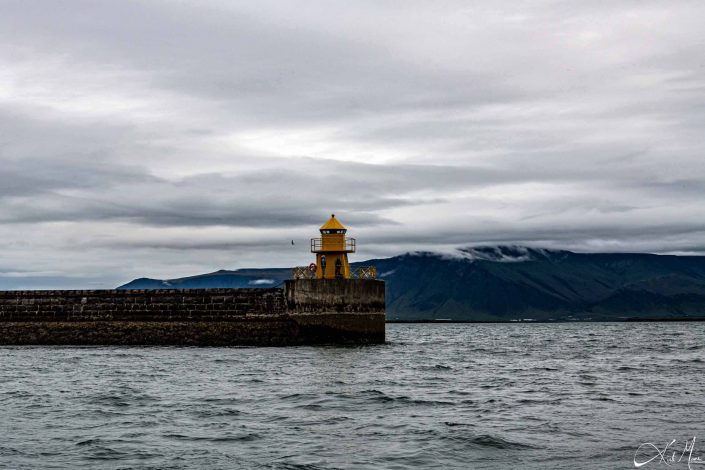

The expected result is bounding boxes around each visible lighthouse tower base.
[284,279,386,344]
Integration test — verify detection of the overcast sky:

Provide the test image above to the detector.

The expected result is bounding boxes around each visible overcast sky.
[1,0,704,288]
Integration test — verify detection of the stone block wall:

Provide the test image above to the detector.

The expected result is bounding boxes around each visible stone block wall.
[0,288,286,321]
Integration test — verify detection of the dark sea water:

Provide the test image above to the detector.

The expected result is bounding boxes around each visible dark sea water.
[1,322,704,469]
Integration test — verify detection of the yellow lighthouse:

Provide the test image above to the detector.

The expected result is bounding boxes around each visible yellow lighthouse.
[292,214,377,280]
[310,214,355,279]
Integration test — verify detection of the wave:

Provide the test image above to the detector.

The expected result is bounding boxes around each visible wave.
[359,389,454,406]
[163,433,261,443]
[443,432,539,450]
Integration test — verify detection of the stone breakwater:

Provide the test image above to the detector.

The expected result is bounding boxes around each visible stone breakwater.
[0,279,385,345]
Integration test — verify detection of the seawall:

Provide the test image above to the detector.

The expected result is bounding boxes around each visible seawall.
[0,280,385,345]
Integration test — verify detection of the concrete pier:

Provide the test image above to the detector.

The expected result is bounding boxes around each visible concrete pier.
[0,280,385,345]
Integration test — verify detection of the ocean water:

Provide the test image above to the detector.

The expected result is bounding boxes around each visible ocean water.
[0,322,703,469]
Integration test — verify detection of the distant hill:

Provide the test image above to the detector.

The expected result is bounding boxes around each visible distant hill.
[118,246,705,321]
[119,268,290,290]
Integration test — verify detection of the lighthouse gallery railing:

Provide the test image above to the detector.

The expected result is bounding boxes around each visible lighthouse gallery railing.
[291,265,377,280]
[310,237,356,253]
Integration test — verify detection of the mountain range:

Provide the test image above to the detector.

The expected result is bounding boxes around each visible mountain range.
[118,246,705,321]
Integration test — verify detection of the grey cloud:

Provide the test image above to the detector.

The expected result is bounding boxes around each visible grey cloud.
[0,153,666,228]
[0,0,704,288]
[0,159,153,198]
[0,1,517,126]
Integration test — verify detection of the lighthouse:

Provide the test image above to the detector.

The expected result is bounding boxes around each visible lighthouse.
[292,214,376,280]
[311,214,355,279]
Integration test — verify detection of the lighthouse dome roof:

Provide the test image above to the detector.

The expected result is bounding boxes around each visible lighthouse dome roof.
[320,214,346,231]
